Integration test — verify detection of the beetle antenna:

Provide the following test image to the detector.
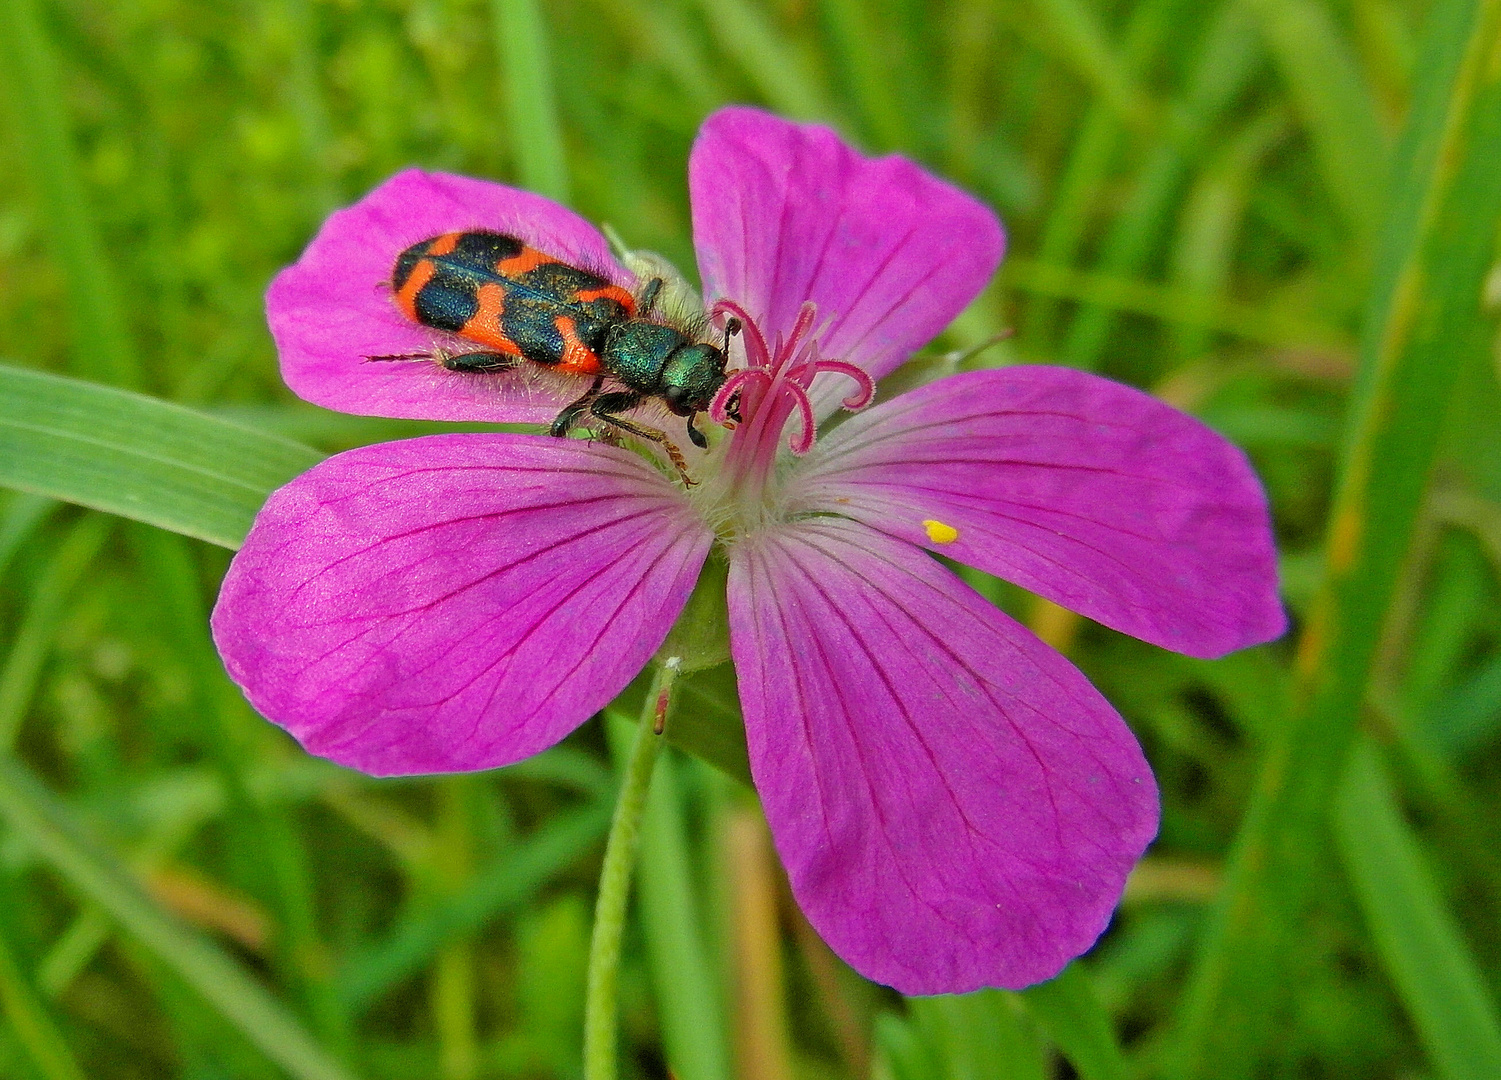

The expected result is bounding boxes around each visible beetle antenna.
[722,315,742,356]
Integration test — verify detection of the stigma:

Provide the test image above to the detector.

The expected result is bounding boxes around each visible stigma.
[707,299,874,455]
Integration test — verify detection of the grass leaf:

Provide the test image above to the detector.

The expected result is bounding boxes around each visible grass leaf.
[0,754,361,1080]
[1020,962,1128,1080]
[1242,0,1390,242]
[0,364,322,550]
[0,516,112,749]
[1169,0,1501,1072]
[337,797,612,1012]
[0,0,140,388]
[0,887,89,1080]
[1335,740,1501,1080]
[493,0,570,202]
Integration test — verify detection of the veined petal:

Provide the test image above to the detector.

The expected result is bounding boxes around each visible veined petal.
[267,169,632,425]
[689,108,1003,420]
[212,434,710,776]
[789,367,1286,658]
[727,519,1158,994]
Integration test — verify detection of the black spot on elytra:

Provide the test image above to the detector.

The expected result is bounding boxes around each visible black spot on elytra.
[450,230,523,270]
[392,241,427,289]
[413,277,479,331]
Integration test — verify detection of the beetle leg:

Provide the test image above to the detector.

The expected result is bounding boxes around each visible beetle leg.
[685,412,709,450]
[550,376,606,438]
[590,391,695,486]
[435,350,523,373]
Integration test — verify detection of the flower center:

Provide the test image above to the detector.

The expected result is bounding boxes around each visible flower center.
[701,299,873,517]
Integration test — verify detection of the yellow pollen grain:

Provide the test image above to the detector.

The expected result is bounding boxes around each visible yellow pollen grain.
[922,519,960,544]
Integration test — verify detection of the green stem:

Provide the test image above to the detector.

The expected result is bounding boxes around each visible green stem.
[584,660,676,1080]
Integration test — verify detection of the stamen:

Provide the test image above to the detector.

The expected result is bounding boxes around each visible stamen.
[783,380,817,455]
[787,336,822,387]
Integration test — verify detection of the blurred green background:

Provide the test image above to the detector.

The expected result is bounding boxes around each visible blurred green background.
[1,0,1500,1077]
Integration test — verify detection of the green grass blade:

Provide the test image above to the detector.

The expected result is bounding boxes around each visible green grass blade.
[127,521,353,1055]
[1020,962,1127,1080]
[280,0,338,215]
[0,754,362,1080]
[1019,0,1192,346]
[606,713,732,1080]
[1023,0,1156,132]
[0,516,112,749]
[1004,258,1336,346]
[0,365,323,549]
[493,0,570,202]
[693,0,837,121]
[337,796,612,1012]
[36,907,110,1000]
[586,0,724,113]
[0,493,56,583]
[1243,0,1390,244]
[0,887,88,1080]
[874,1010,941,1080]
[1060,2,1262,370]
[1169,0,1501,1072]
[818,0,911,150]
[1168,106,1291,360]
[910,990,1047,1080]
[1427,653,1501,756]
[1335,740,1501,1080]
[0,0,140,389]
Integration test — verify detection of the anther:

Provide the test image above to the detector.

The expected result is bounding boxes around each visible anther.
[923,519,960,544]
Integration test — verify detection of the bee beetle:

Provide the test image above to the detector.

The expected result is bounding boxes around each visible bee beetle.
[373,230,735,481]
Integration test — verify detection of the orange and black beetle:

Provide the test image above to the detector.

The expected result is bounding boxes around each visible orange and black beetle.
[376,230,736,476]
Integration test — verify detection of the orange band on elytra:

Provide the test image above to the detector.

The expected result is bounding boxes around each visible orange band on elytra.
[393,258,437,320]
[553,315,603,374]
[459,283,521,354]
[495,246,555,276]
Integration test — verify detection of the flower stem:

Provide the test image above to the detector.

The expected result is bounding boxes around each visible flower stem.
[584,659,677,1080]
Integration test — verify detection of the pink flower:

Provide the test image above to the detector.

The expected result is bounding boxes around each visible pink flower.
[212,107,1285,994]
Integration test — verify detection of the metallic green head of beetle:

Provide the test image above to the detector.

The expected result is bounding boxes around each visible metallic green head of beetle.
[599,320,731,448]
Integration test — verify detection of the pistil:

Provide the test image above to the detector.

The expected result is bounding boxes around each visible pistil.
[706,299,874,515]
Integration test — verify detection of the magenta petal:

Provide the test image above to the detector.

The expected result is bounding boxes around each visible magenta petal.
[267,169,633,425]
[789,367,1286,658]
[211,434,710,776]
[728,519,1158,994]
[689,107,1004,419]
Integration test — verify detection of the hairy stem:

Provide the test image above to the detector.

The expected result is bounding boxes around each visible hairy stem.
[584,659,677,1080]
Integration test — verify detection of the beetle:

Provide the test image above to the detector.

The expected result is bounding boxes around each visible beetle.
[372,230,735,481]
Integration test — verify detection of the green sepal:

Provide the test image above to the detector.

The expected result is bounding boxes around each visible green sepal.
[656,554,731,673]
[669,663,751,787]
